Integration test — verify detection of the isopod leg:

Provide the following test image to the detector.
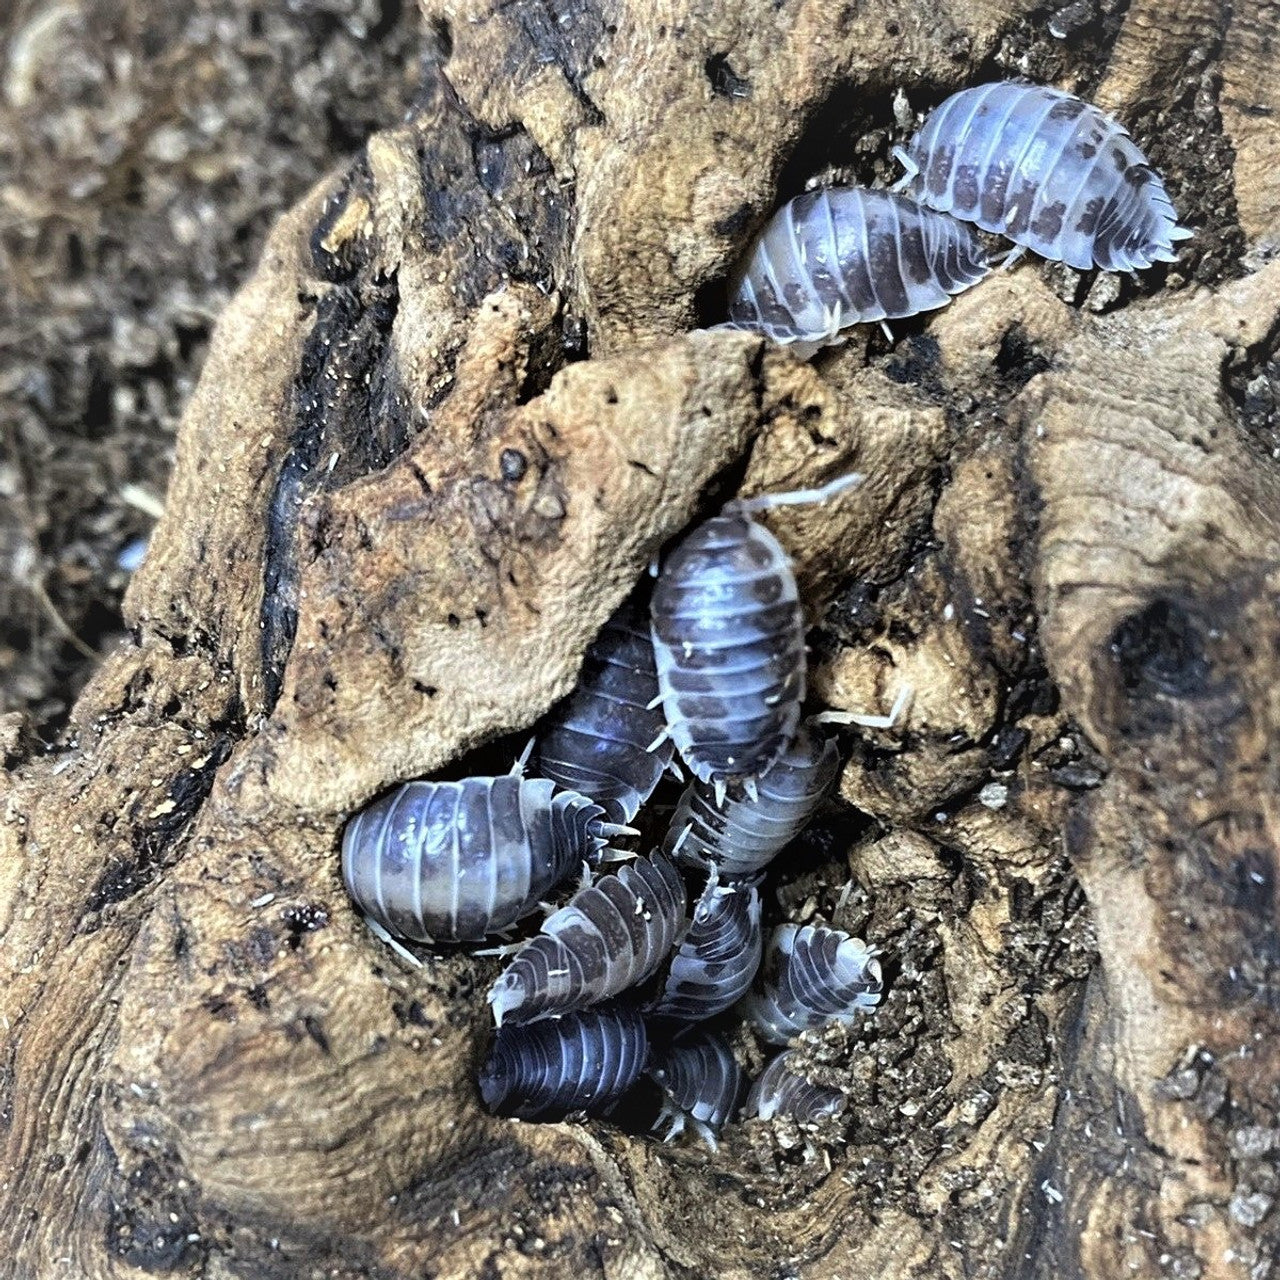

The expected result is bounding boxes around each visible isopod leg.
[996,244,1028,272]
[890,145,920,193]
[363,916,425,968]
[815,683,913,730]
[733,471,865,514]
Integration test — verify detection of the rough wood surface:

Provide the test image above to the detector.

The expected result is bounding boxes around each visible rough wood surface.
[3,1,1279,1277]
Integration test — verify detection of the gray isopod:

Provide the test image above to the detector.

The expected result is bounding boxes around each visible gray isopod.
[488,850,687,1026]
[724,186,991,347]
[648,867,762,1023]
[663,721,841,879]
[341,774,627,944]
[742,923,883,1045]
[648,1030,746,1147]
[895,81,1192,271]
[650,474,901,793]
[744,1049,847,1124]
[530,597,674,825]
[479,1004,648,1120]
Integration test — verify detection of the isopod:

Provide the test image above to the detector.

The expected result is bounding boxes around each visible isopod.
[742,923,883,1045]
[531,597,674,825]
[479,1004,648,1120]
[744,1049,847,1124]
[725,186,991,346]
[341,774,627,943]
[895,82,1192,271]
[488,851,687,1026]
[648,1030,746,1148]
[663,721,841,879]
[648,867,762,1023]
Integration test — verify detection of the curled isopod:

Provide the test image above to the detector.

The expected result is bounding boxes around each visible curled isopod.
[896,82,1192,271]
[530,597,674,824]
[648,868,762,1023]
[663,721,840,879]
[342,775,625,943]
[742,923,883,1045]
[648,1030,746,1148]
[725,186,991,346]
[488,851,687,1026]
[479,1004,648,1120]
[744,1049,847,1124]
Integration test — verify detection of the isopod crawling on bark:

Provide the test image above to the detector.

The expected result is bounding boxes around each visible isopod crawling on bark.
[895,81,1192,271]
[488,850,687,1026]
[479,1004,649,1120]
[742,923,884,1045]
[648,1030,746,1148]
[648,867,762,1023]
[663,721,841,879]
[530,597,674,825]
[725,186,992,347]
[744,1049,847,1124]
[341,774,628,944]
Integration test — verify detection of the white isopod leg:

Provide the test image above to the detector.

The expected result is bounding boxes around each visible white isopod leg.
[879,320,895,343]
[743,777,760,803]
[815,683,913,730]
[997,244,1028,272]
[646,726,672,754]
[890,145,920,193]
[363,916,424,968]
[714,777,728,808]
[510,737,536,777]
[472,940,527,958]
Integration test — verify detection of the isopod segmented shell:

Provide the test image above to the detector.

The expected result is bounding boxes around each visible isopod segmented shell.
[744,1049,847,1124]
[531,598,674,825]
[726,186,991,346]
[664,722,840,879]
[649,1030,746,1147]
[900,82,1191,271]
[479,1004,648,1120]
[742,923,883,1045]
[650,507,804,787]
[648,868,762,1023]
[341,776,613,943]
[488,851,687,1026]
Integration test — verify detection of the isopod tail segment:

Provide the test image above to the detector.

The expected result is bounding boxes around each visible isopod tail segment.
[650,470,866,797]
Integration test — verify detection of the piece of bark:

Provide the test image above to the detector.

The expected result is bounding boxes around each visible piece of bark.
[3,2,1279,1278]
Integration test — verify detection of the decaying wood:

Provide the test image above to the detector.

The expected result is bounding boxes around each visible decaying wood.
[2,1,1278,1276]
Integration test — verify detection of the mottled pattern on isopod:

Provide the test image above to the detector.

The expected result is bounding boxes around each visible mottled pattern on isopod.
[531,598,674,825]
[901,82,1191,271]
[664,722,840,879]
[725,186,991,346]
[648,1030,746,1147]
[342,776,611,943]
[744,1049,847,1124]
[742,923,883,1045]
[648,868,762,1023]
[479,1004,648,1120]
[651,508,804,787]
[488,851,687,1025]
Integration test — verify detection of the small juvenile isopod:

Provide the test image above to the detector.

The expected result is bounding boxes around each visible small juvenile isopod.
[744,1049,847,1124]
[650,474,902,794]
[648,1030,746,1148]
[648,867,762,1023]
[895,82,1192,271]
[725,186,991,346]
[530,598,674,825]
[479,1004,648,1120]
[742,923,883,1045]
[341,774,626,943]
[488,851,687,1026]
[663,721,841,879]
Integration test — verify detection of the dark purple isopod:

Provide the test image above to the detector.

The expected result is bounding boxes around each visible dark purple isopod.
[488,851,687,1026]
[531,598,674,825]
[648,868,762,1023]
[342,775,624,943]
[479,1004,648,1120]
[725,187,990,347]
[743,923,883,1045]
[663,721,840,879]
[896,82,1191,271]
[648,1030,746,1148]
[744,1049,847,1124]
